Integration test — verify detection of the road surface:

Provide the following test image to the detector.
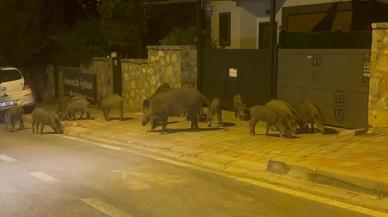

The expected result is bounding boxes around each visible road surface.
[0,129,372,217]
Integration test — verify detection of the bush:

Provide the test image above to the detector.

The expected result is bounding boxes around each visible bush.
[160,26,196,45]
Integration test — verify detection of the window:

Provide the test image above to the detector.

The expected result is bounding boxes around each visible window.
[219,12,231,47]
[0,69,22,83]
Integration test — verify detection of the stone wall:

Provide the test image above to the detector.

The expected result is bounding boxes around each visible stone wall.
[369,23,388,127]
[121,45,197,112]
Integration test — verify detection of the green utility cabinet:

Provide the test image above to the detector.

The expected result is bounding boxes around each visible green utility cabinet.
[277,49,370,129]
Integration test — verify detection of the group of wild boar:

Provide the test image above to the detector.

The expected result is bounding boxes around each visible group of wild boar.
[2,93,124,134]
[2,105,63,134]
[233,95,325,138]
[2,82,325,138]
[141,84,324,137]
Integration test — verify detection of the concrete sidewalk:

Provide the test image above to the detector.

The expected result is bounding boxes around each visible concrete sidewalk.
[26,102,388,200]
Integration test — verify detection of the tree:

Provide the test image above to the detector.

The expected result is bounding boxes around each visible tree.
[98,0,149,57]
[0,1,48,66]
[52,19,107,66]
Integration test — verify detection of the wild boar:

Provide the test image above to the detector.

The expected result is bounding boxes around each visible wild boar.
[32,108,63,134]
[265,100,298,137]
[4,105,24,132]
[233,94,250,120]
[298,100,325,133]
[249,105,283,136]
[286,102,305,130]
[143,83,172,112]
[59,99,90,121]
[58,96,87,112]
[101,94,123,121]
[207,98,223,127]
[156,83,171,93]
[142,87,206,134]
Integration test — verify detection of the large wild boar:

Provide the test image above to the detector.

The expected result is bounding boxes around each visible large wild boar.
[207,98,223,127]
[265,100,298,137]
[143,83,172,112]
[298,100,325,133]
[59,99,90,121]
[32,108,64,134]
[4,105,24,132]
[142,87,206,134]
[249,105,283,136]
[101,94,123,121]
[233,94,250,121]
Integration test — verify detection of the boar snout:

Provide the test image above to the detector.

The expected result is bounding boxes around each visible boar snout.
[142,117,149,126]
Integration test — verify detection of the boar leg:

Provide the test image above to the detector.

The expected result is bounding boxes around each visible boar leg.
[160,116,168,134]
[106,110,111,121]
[79,110,84,120]
[208,111,213,127]
[217,111,224,127]
[120,101,124,121]
[190,111,199,131]
[32,121,36,133]
[40,124,45,134]
[265,123,271,135]
[19,117,24,130]
[250,119,258,135]
[311,121,315,132]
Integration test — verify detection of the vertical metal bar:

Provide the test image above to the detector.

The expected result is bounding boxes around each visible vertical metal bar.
[197,0,203,91]
[270,0,277,98]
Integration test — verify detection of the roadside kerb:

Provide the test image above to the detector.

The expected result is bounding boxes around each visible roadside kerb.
[63,129,388,213]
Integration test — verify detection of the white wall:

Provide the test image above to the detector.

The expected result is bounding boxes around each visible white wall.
[211,1,241,49]
[240,7,258,48]
[210,0,352,49]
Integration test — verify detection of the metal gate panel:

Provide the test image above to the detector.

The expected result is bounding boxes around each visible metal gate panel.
[201,48,272,109]
[278,49,370,129]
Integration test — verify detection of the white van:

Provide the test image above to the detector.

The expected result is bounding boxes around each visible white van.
[0,67,35,113]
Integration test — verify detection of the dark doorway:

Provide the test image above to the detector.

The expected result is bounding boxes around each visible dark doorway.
[259,22,275,49]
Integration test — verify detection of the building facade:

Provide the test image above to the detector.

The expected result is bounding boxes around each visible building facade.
[209,0,388,49]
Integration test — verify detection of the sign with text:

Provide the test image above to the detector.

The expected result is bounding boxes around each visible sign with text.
[228,68,238,77]
[63,71,97,103]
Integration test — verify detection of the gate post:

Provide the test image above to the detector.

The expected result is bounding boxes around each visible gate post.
[111,51,122,96]
[369,23,388,127]
[269,0,278,99]
[197,0,203,91]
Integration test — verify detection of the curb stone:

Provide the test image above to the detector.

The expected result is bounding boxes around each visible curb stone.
[266,160,388,199]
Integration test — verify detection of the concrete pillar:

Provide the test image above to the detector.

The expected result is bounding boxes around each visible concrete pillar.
[369,23,388,127]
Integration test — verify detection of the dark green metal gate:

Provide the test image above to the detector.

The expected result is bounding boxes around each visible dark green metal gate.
[201,48,272,109]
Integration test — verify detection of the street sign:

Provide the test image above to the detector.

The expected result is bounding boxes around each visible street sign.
[63,71,97,103]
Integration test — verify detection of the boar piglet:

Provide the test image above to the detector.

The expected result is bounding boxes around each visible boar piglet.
[101,94,123,121]
[207,98,223,127]
[32,108,63,134]
[298,100,325,133]
[4,105,24,132]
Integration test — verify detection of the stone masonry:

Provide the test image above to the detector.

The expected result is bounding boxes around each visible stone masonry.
[369,23,388,127]
[121,45,197,112]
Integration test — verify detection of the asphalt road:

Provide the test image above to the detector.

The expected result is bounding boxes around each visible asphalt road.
[0,129,372,217]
